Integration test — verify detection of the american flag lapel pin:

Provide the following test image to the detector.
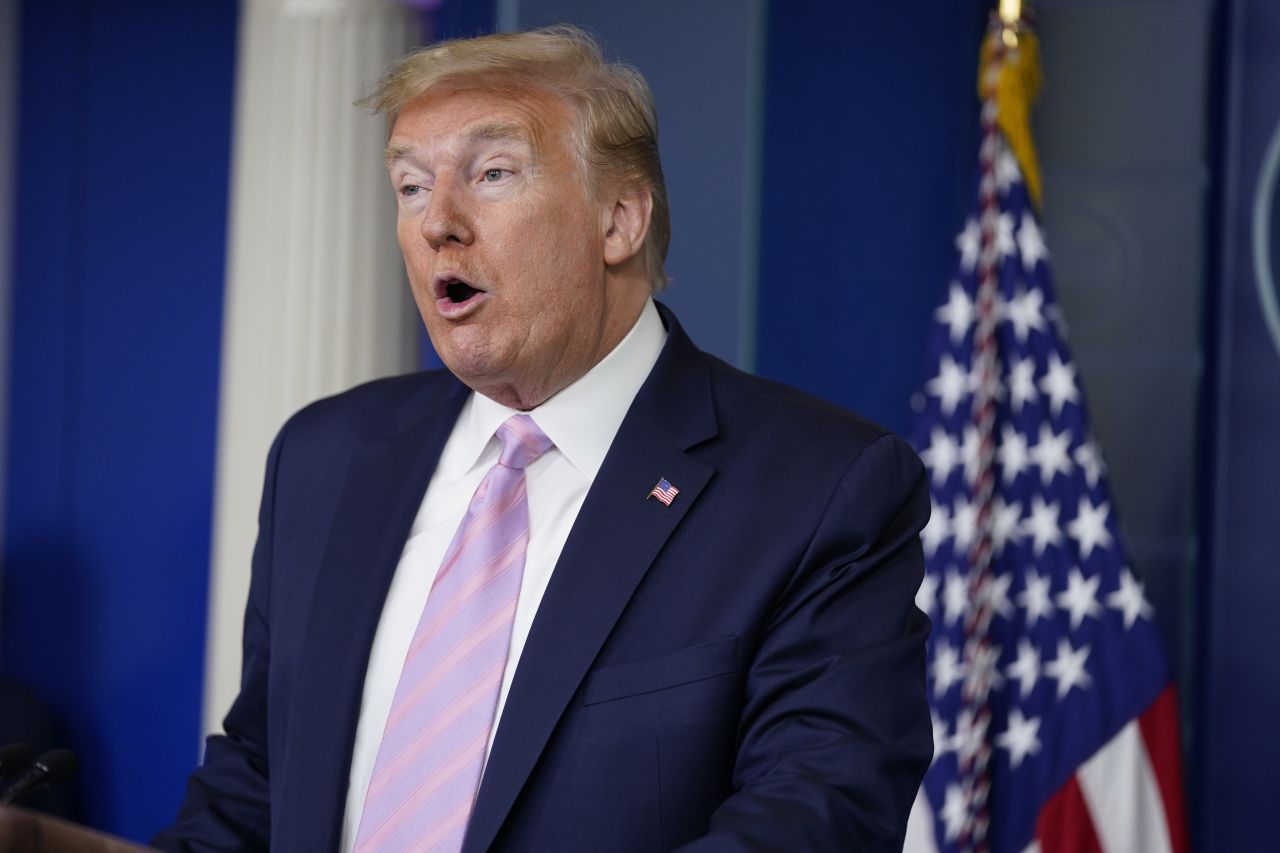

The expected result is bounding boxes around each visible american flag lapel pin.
[647,477,679,506]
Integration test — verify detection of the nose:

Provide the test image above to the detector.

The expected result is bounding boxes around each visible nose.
[420,177,475,250]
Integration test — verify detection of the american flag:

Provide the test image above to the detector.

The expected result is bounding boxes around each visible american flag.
[647,477,679,506]
[903,29,1188,853]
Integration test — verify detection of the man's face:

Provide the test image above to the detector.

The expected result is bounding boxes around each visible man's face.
[387,86,629,409]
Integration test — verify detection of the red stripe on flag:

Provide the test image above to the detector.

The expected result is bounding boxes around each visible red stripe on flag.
[1138,685,1189,853]
[1037,774,1105,853]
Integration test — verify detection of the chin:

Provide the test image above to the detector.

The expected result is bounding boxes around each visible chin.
[427,324,490,370]
[435,343,508,387]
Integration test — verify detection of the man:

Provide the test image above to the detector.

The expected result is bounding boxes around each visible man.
[156,25,932,853]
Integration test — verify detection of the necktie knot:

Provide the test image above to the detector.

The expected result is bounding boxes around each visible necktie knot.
[495,414,553,470]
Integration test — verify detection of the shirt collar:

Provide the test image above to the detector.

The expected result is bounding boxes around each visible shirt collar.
[450,298,667,480]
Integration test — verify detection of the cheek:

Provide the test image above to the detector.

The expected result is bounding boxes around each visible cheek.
[396,216,420,258]
[514,202,602,271]
[397,219,434,281]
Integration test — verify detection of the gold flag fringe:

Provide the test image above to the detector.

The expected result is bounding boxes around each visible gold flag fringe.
[979,28,1044,210]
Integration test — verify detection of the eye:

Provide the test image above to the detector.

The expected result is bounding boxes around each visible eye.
[399,184,423,198]
[482,168,510,183]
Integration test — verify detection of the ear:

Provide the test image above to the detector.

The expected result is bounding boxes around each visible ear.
[602,189,653,267]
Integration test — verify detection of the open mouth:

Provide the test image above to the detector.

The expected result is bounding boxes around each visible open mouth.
[432,273,489,317]
[444,280,480,303]
[434,274,486,305]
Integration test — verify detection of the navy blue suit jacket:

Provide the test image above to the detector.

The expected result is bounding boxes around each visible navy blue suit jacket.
[155,307,933,851]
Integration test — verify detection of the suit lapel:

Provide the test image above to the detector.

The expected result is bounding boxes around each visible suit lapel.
[278,376,468,853]
[464,315,718,853]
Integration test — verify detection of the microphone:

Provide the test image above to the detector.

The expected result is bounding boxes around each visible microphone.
[0,748,77,805]
[0,743,33,780]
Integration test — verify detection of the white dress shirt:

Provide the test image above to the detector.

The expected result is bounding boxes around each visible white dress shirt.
[339,299,666,851]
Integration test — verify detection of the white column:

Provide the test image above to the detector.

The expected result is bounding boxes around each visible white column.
[204,0,422,734]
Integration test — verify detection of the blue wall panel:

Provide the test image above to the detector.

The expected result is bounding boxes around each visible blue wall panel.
[756,1,986,435]
[2,0,237,840]
[1199,0,1280,847]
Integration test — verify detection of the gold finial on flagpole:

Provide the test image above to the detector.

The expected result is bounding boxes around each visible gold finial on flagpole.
[998,0,1022,24]
[999,0,1022,46]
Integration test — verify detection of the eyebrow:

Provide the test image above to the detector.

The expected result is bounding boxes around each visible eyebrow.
[464,120,530,145]
[384,120,533,167]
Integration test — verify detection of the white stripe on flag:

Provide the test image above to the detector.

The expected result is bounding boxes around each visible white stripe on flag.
[903,787,940,853]
[1076,720,1174,853]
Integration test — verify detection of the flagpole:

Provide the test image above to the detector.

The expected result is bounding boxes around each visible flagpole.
[955,9,1008,850]
[958,5,1043,850]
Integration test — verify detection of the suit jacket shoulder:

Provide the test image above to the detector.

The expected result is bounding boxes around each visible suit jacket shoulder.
[702,347,906,458]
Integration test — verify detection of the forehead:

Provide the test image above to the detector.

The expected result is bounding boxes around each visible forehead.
[387,85,575,162]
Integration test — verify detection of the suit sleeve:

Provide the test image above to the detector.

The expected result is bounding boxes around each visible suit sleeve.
[677,433,934,852]
[151,427,287,852]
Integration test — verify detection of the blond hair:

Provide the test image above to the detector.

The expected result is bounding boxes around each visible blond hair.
[360,25,671,291]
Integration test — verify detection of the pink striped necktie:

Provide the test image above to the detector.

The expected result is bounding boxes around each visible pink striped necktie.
[353,414,554,853]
